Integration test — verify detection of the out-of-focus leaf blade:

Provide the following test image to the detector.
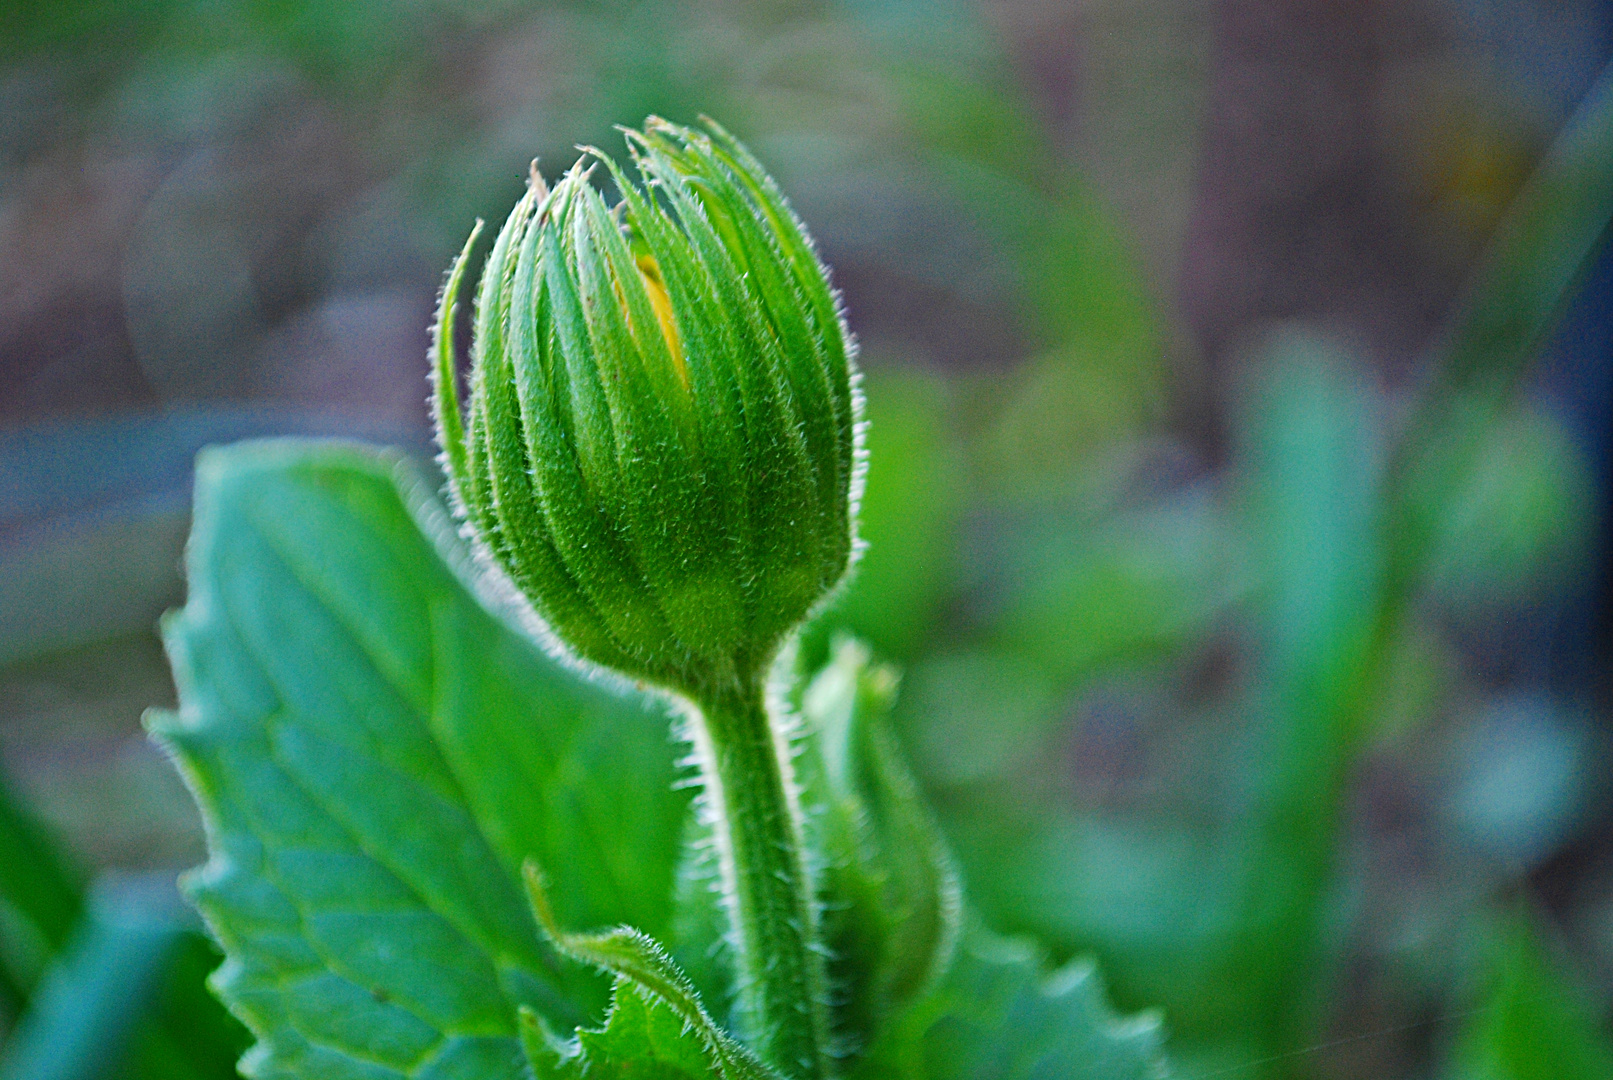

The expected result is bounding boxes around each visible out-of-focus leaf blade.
[855,926,1167,1080]
[115,932,252,1080]
[0,880,181,1080]
[810,371,962,663]
[1389,58,1613,593]
[0,761,244,1075]
[150,439,691,1078]
[1447,915,1613,1080]
[1225,330,1387,1055]
[1240,329,1386,800]
[0,781,82,1002]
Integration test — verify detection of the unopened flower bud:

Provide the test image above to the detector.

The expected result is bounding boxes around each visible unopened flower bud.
[432,117,861,701]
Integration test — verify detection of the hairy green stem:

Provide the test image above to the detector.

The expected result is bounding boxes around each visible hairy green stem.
[688,677,831,1080]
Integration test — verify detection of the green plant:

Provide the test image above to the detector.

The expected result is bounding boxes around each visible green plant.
[146,119,1166,1079]
[907,58,1613,1079]
[435,118,858,1078]
[0,770,248,1080]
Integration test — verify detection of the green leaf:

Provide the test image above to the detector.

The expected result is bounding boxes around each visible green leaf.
[807,370,963,663]
[150,439,692,1079]
[795,639,962,1052]
[1239,329,1386,793]
[1427,401,1596,607]
[520,984,718,1079]
[856,927,1167,1080]
[0,727,245,1076]
[1219,330,1389,1053]
[0,776,83,1011]
[0,877,245,1080]
[1448,915,1613,1080]
[0,882,181,1080]
[522,866,780,1080]
[117,931,253,1080]
[1387,58,1613,601]
[986,486,1237,690]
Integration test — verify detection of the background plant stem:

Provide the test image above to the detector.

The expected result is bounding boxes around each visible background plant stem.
[1236,57,1613,1077]
[689,678,831,1080]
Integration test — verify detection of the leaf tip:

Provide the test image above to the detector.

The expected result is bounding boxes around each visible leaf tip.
[523,858,564,944]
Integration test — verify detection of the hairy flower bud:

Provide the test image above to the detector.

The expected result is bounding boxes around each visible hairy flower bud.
[432,117,861,701]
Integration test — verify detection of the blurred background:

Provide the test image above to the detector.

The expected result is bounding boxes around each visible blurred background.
[1,0,1610,1077]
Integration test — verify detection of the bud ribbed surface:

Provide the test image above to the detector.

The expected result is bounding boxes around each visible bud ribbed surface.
[432,118,860,700]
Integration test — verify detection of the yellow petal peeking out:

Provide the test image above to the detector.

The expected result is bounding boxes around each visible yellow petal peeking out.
[635,253,686,388]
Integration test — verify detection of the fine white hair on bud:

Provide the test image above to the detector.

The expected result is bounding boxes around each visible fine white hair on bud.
[431,116,862,706]
[432,116,857,1080]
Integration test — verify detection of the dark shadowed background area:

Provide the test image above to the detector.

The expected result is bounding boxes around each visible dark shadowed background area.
[2,1,1611,1077]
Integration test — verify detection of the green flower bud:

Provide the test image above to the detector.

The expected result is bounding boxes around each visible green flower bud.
[431,117,862,702]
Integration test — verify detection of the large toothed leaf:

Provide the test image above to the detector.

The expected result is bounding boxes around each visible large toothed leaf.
[149,439,691,1079]
[856,928,1167,1080]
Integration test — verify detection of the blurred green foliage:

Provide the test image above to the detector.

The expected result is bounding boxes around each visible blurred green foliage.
[1449,915,1613,1080]
[0,789,246,1079]
[2,0,1611,1077]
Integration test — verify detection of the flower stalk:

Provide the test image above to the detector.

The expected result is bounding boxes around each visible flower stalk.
[687,678,831,1078]
[430,117,860,1079]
